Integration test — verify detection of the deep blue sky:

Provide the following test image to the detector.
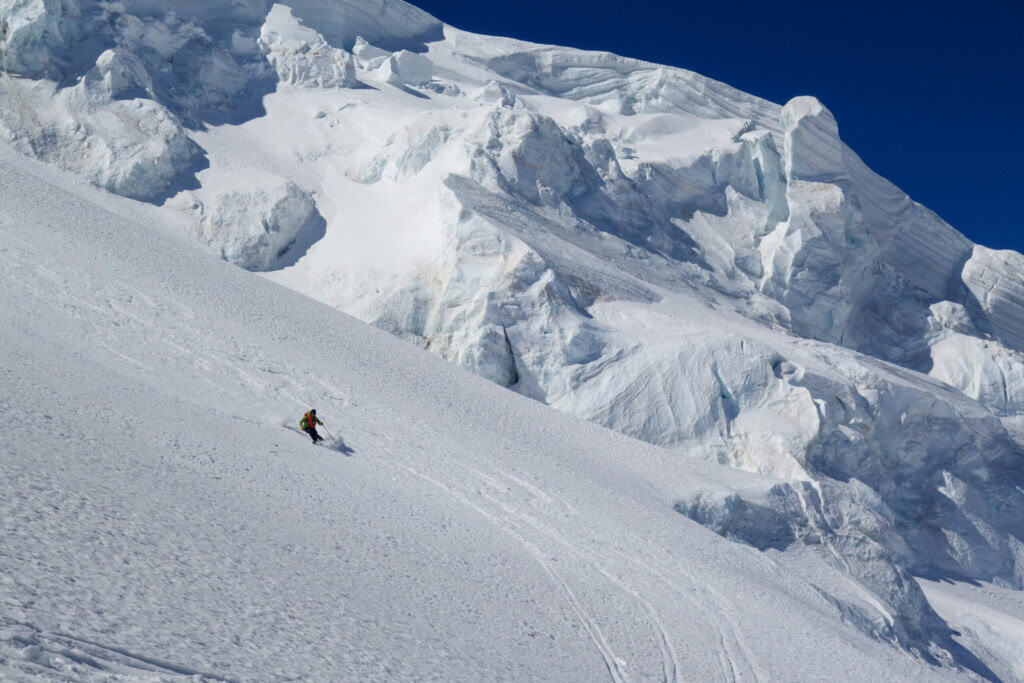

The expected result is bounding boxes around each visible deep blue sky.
[417,0,1023,252]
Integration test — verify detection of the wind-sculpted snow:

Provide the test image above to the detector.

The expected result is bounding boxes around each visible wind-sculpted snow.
[282,0,442,52]
[781,96,845,182]
[3,1,1024,675]
[476,45,783,127]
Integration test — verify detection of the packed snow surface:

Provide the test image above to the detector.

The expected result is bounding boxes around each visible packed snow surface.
[2,0,1024,678]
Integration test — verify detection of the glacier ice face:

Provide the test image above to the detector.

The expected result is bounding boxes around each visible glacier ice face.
[781,96,845,182]
[352,34,390,68]
[0,74,197,200]
[1,0,242,199]
[0,0,441,199]
[259,4,357,89]
[677,478,941,649]
[962,245,1024,349]
[90,48,152,98]
[929,332,1024,418]
[0,0,78,79]
[377,49,433,87]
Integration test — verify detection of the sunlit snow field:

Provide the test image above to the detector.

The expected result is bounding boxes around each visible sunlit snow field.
[2,0,1024,679]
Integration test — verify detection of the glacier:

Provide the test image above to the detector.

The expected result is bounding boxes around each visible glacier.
[2,0,1023,677]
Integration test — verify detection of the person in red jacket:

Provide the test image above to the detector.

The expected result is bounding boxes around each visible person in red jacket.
[299,409,324,443]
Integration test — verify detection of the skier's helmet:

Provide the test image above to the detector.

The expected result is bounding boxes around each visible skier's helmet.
[310,409,317,415]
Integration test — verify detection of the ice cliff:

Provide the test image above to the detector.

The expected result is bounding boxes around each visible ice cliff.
[3,0,1023,671]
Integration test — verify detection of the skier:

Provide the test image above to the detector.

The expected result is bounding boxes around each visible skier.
[299,409,324,443]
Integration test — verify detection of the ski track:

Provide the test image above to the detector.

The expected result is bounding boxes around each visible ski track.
[377,441,760,683]
[1,619,236,681]
[458,456,766,683]
[620,548,765,682]
[321,381,762,683]
[461,463,681,683]
[384,442,694,681]
[381,457,629,682]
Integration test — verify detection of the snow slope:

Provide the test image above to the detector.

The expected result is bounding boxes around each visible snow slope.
[919,579,1024,682]
[0,145,974,680]
[2,0,1024,677]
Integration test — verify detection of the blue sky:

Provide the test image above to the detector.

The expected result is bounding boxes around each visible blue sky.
[417,0,1023,252]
